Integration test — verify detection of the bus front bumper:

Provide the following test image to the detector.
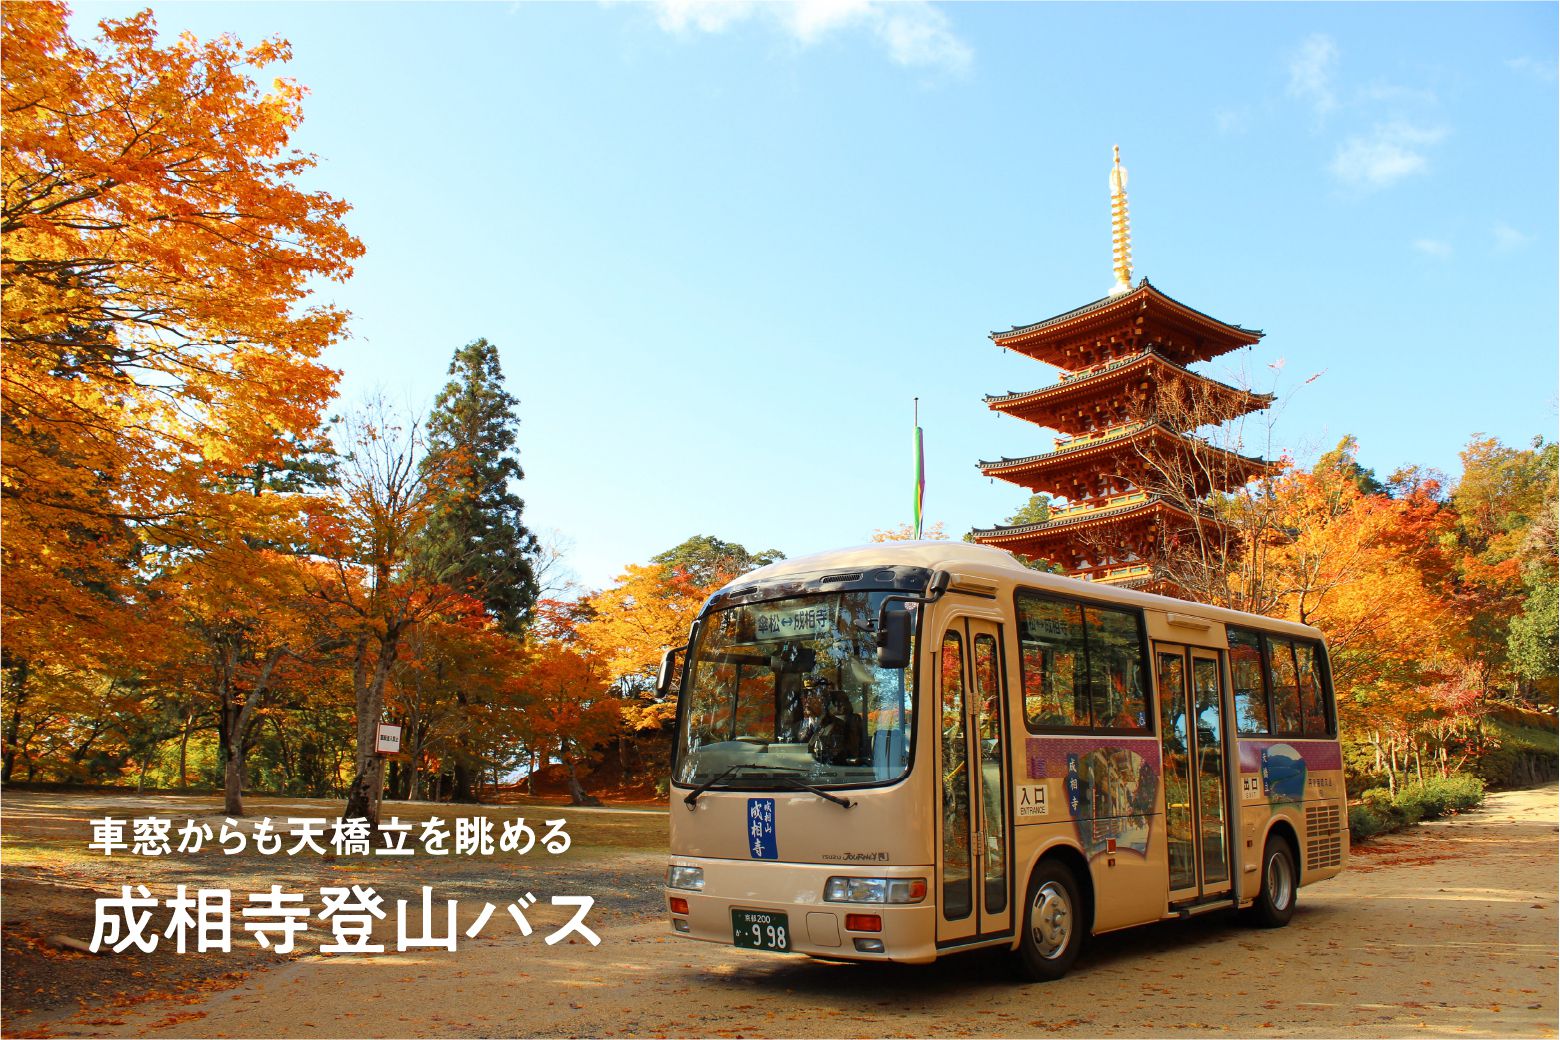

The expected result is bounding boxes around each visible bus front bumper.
[664,856,938,964]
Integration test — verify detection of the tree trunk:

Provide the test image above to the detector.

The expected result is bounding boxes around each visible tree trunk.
[217,646,286,818]
[269,714,294,795]
[224,746,244,815]
[177,711,195,790]
[2,659,30,783]
[343,632,399,826]
[564,757,589,805]
[562,741,601,807]
[451,760,478,803]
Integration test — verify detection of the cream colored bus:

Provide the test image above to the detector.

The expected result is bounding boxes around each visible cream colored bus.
[661,542,1347,979]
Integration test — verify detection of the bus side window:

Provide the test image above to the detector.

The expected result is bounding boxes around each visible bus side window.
[1084,605,1147,730]
[1294,642,1328,736]
[1267,637,1303,735]
[1016,593,1088,729]
[1228,627,1269,735]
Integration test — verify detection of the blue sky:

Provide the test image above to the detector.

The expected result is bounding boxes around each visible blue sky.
[74,1,1560,590]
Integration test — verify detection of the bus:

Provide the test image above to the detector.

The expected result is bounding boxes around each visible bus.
[661,542,1347,980]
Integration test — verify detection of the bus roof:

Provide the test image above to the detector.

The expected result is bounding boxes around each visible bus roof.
[724,541,1324,642]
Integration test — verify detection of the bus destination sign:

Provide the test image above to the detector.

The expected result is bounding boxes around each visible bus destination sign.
[753,603,835,641]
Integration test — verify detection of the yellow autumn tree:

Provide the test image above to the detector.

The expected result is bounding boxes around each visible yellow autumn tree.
[580,563,718,728]
[1266,444,1456,781]
[1,3,362,674]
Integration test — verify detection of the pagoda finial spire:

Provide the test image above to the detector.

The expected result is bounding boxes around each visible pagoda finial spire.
[1109,144,1133,296]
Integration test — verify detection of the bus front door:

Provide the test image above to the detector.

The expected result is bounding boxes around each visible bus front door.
[935,618,1012,947]
[1155,643,1233,905]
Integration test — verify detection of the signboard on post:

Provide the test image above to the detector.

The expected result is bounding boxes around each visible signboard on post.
[375,723,402,756]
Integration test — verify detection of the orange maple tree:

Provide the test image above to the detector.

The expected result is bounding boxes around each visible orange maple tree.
[388,595,532,801]
[513,641,621,805]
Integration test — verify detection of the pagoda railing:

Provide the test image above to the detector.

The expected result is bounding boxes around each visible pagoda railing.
[1053,422,1138,452]
[1057,349,1152,385]
[1050,491,1149,519]
[1096,563,1153,582]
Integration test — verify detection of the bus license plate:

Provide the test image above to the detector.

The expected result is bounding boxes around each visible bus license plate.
[732,909,790,951]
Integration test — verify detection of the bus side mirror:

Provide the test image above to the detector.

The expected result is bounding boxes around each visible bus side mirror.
[657,645,686,698]
[876,607,912,670]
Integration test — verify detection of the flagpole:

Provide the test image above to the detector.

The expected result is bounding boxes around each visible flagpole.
[913,398,924,540]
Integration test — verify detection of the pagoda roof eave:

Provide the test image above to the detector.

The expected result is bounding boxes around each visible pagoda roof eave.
[983,348,1276,415]
[970,496,1199,542]
[988,278,1263,349]
[976,424,1272,478]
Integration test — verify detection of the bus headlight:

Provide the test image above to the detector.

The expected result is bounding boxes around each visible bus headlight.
[823,877,926,904]
[667,865,705,891]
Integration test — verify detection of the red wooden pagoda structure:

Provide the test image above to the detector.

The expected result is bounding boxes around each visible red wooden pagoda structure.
[971,148,1272,589]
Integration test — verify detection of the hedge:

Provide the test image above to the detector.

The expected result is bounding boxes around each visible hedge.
[1347,773,1486,841]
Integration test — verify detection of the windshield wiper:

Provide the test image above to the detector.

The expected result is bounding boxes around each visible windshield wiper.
[759,771,856,810]
[682,764,855,809]
[683,764,745,808]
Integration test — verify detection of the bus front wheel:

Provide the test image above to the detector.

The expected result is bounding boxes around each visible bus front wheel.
[1246,834,1297,928]
[1013,860,1084,981]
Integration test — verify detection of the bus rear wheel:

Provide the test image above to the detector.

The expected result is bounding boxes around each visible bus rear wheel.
[1013,860,1084,981]
[1246,833,1297,929]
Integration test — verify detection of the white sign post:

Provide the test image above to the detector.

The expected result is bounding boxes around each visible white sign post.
[369,723,402,821]
[375,723,402,756]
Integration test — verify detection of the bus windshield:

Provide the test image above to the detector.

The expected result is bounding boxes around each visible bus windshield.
[673,591,915,789]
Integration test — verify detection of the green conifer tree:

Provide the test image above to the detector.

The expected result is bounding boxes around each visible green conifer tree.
[419,339,540,632]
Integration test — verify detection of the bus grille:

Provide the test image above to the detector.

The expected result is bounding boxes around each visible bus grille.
[1305,804,1343,870]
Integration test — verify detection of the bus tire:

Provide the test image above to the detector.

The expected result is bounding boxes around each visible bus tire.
[1246,833,1297,928]
[1013,860,1084,982]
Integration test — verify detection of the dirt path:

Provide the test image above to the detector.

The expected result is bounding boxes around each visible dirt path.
[9,786,1557,1039]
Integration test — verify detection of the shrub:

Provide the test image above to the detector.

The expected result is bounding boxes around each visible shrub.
[1348,802,1397,840]
[1347,773,1486,842]
[1414,772,1485,813]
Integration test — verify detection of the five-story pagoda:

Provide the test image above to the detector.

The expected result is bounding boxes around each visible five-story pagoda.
[971,148,1273,590]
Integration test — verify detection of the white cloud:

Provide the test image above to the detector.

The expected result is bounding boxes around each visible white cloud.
[1412,238,1452,259]
[1329,123,1447,189]
[1493,222,1531,251]
[653,0,750,33]
[646,0,971,74]
[1507,56,1558,83]
[1287,34,1339,117]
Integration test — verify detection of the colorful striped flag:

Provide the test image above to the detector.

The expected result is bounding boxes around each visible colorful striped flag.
[913,420,925,540]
